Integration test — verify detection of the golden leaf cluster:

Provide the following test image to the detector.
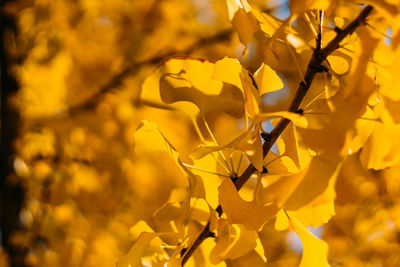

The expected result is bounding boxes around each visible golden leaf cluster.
[2,0,400,266]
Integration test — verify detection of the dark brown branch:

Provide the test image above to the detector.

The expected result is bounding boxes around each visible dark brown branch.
[181,5,374,265]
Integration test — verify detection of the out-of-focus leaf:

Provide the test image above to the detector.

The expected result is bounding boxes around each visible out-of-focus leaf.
[327,55,349,75]
[360,122,400,170]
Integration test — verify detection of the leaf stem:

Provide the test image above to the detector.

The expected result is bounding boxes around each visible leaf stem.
[181,5,374,265]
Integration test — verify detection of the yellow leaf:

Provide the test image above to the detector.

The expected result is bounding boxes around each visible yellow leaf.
[375,43,400,100]
[284,154,341,210]
[117,222,175,267]
[134,120,176,155]
[265,154,300,175]
[213,57,243,90]
[278,123,312,170]
[289,201,335,228]
[218,179,279,230]
[212,57,256,116]
[360,122,400,170]
[179,158,206,199]
[274,209,290,231]
[327,55,349,75]
[194,238,227,267]
[251,8,281,37]
[226,0,259,46]
[210,219,263,263]
[189,156,223,208]
[160,71,244,119]
[289,216,330,267]
[261,166,309,208]
[190,125,264,172]
[141,58,245,124]
[254,63,284,95]
[344,28,379,100]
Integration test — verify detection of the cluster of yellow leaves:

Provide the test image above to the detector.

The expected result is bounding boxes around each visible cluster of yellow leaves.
[5,0,400,266]
[123,0,400,266]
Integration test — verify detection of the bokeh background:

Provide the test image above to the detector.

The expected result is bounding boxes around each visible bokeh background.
[2,0,400,266]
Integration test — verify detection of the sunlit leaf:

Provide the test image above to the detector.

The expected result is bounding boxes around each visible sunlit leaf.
[254,63,284,95]
[218,179,279,230]
[289,216,330,267]
[210,219,264,263]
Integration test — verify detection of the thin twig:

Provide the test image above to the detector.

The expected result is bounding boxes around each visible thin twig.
[181,5,374,265]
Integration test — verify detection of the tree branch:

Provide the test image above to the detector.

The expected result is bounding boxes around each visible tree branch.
[181,5,374,265]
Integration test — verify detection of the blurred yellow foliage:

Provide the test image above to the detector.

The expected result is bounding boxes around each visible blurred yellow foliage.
[2,0,400,266]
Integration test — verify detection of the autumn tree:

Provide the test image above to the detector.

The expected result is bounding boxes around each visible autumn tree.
[2,0,400,266]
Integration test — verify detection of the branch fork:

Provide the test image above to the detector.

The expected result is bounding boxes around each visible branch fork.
[181,5,374,265]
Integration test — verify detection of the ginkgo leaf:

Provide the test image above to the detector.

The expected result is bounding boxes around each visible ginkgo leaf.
[134,120,207,200]
[344,28,379,100]
[134,120,176,155]
[212,56,261,118]
[261,166,309,208]
[194,238,227,267]
[327,55,349,75]
[289,216,330,267]
[346,105,378,154]
[275,209,290,231]
[289,201,335,228]
[226,0,260,46]
[189,155,224,208]
[213,57,243,90]
[117,232,161,267]
[284,154,342,211]
[178,158,206,199]
[360,122,400,170]
[375,43,400,101]
[117,221,176,267]
[278,123,311,170]
[264,153,300,175]
[210,219,264,263]
[190,124,264,172]
[160,71,244,119]
[218,179,279,230]
[251,8,282,37]
[286,157,339,228]
[142,58,245,124]
[254,63,284,95]
[297,71,376,155]
[260,153,341,226]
